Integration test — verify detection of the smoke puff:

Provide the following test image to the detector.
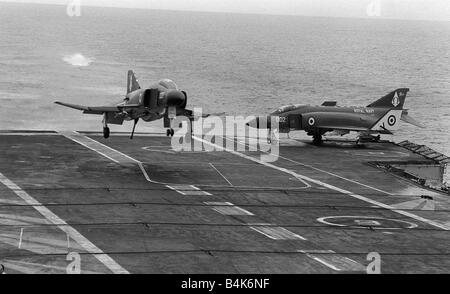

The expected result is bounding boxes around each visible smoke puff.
[63,53,94,67]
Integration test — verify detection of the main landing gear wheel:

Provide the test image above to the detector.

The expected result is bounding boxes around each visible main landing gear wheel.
[166,128,174,137]
[103,127,110,139]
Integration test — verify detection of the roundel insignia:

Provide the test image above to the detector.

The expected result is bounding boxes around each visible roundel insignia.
[308,117,315,126]
[387,115,396,126]
[392,92,400,107]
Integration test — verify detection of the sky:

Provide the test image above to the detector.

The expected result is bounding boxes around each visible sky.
[1,0,449,21]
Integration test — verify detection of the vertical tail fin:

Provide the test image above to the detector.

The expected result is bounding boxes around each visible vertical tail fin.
[367,88,409,109]
[127,70,141,94]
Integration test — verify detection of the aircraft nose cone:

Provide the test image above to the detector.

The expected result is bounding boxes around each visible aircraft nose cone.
[246,116,272,129]
[166,90,186,107]
[246,117,259,128]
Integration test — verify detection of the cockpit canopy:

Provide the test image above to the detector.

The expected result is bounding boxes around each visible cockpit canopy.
[271,104,306,114]
[158,79,178,91]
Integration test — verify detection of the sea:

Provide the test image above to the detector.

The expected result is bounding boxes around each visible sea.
[0,2,449,157]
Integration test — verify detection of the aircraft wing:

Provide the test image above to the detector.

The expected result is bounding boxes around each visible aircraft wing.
[55,101,141,115]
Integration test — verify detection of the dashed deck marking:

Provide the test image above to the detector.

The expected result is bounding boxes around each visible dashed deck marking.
[205,202,254,216]
[166,185,212,196]
[299,250,365,272]
[249,223,306,240]
[166,184,200,190]
[0,172,129,274]
[194,136,450,231]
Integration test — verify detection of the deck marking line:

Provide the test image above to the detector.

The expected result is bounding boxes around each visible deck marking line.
[309,255,341,271]
[194,136,450,231]
[166,186,187,195]
[209,163,234,186]
[79,133,140,163]
[181,191,213,196]
[60,131,139,163]
[205,202,254,216]
[59,131,120,163]
[299,250,365,272]
[166,185,212,196]
[248,223,307,240]
[0,172,129,274]
[18,228,23,249]
[166,185,201,191]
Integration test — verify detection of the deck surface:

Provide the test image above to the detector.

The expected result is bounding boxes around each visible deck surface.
[0,131,449,274]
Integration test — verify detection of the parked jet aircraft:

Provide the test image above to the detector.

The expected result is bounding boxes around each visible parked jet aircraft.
[247,88,424,144]
[55,70,195,139]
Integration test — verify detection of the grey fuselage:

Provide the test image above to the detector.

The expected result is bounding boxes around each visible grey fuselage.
[272,104,392,134]
[119,79,187,123]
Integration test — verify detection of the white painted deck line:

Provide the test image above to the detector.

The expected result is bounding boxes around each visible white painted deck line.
[209,163,234,186]
[299,250,365,272]
[248,223,306,240]
[166,185,212,196]
[59,131,138,164]
[166,185,200,191]
[205,202,254,216]
[0,172,129,274]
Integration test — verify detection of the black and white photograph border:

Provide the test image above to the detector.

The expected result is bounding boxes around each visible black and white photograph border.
[0,0,449,284]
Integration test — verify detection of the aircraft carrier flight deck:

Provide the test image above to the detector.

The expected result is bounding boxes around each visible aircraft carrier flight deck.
[0,131,449,274]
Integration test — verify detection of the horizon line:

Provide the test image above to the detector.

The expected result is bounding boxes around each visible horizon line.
[1,0,449,23]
